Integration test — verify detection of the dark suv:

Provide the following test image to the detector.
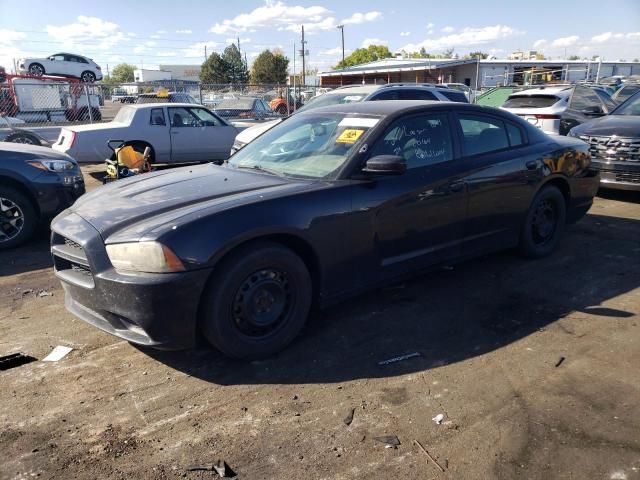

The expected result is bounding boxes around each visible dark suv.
[136,92,200,104]
[569,91,640,190]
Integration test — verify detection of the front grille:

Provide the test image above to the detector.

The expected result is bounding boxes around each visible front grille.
[580,135,640,163]
[51,233,94,288]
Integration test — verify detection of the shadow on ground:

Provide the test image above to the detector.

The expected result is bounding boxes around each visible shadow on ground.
[142,213,640,385]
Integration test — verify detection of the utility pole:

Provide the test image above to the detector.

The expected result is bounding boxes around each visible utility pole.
[337,25,345,63]
[301,25,306,85]
[204,45,207,61]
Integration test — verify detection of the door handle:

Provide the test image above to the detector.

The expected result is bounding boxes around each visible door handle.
[449,181,465,193]
[526,159,540,170]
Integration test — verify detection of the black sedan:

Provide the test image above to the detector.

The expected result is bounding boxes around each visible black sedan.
[213,97,277,120]
[1,144,84,249]
[569,91,640,191]
[51,101,599,359]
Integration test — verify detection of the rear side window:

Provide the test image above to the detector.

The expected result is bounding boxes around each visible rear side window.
[150,108,165,126]
[440,91,468,103]
[569,86,603,111]
[505,122,524,147]
[370,90,399,100]
[503,95,560,108]
[458,114,510,156]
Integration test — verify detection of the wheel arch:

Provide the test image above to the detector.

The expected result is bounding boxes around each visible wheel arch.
[539,176,571,210]
[0,174,41,217]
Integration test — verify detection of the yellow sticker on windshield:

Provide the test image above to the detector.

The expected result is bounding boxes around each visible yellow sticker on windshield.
[336,129,364,144]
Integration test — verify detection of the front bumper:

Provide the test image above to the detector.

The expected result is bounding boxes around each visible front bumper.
[32,172,85,218]
[592,160,640,191]
[51,211,212,349]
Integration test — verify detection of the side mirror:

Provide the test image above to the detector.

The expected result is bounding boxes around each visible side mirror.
[362,155,406,175]
[581,105,603,115]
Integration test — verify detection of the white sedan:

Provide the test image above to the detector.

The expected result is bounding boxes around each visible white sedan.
[18,53,103,82]
[52,103,238,163]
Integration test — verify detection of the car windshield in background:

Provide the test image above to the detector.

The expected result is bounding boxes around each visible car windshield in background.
[113,106,135,124]
[502,95,561,108]
[215,98,256,109]
[297,93,366,112]
[615,85,640,103]
[228,112,381,179]
[612,92,640,116]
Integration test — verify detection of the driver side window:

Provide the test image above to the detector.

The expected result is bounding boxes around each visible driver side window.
[368,113,453,169]
[168,107,198,127]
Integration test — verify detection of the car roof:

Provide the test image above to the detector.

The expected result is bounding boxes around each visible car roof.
[126,103,202,109]
[326,85,381,95]
[509,86,572,97]
[298,99,479,116]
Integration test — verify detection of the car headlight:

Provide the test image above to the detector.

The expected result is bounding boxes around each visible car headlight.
[27,159,76,172]
[106,241,185,273]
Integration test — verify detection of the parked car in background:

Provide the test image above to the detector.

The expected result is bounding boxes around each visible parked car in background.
[212,97,278,120]
[18,53,102,82]
[437,83,479,102]
[231,83,469,153]
[136,92,200,104]
[611,83,640,104]
[52,103,237,163]
[501,85,614,135]
[51,100,598,358]
[569,91,640,191]
[1,143,84,249]
[1,118,49,146]
[111,88,136,103]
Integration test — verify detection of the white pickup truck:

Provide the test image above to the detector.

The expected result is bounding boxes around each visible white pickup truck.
[53,103,238,163]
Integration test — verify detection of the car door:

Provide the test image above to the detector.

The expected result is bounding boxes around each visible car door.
[351,111,467,280]
[453,112,542,255]
[46,54,66,76]
[168,106,236,162]
[63,55,81,78]
[560,85,608,135]
[147,107,171,162]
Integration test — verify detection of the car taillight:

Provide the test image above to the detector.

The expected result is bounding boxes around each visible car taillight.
[69,131,77,147]
[533,114,560,120]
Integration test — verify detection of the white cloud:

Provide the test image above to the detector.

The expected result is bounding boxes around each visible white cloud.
[209,1,332,34]
[284,16,336,34]
[157,52,177,57]
[150,34,161,39]
[402,25,523,53]
[426,23,434,29]
[225,37,251,44]
[591,32,626,43]
[400,31,411,37]
[533,38,547,48]
[551,35,579,47]
[133,41,156,54]
[0,29,26,45]
[156,30,167,34]
[628,32,640,39]
[176,29,192,34]
[427,29,434,35]
[342,11,382,25]
[185,41,220,59]
[361,38,388,48]
[45,16,127,50]
[441,26,455,33]
[320,46,351,56]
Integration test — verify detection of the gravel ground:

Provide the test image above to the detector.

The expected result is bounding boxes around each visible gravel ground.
[1,168,639,480]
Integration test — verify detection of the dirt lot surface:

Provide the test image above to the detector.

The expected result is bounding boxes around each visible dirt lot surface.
[1,167,639,480]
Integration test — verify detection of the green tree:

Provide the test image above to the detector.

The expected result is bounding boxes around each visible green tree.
[468,51,489,59]
[200,52,230,84]
[567,55,580,60]
[223,44,249,84]
[334,45,392,69]
[442,47,455,58]
[535,53,546,60]
[250,49,289,84]
[103,63,135,84]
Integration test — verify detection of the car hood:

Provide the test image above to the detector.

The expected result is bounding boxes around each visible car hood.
[570,115,640,137]
[0,142,74,160]
[69,163,309,242]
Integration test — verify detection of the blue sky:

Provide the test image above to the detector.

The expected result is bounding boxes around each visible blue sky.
[1,0,639,74]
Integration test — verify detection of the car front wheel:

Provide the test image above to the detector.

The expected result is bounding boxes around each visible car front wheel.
[519,185,566,258]
[200,242,312,359]
[0,187,37,250]
[28,63,44,76]
[81,71,96,82]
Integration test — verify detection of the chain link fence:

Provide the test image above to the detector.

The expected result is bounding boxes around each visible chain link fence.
[0,77,325,145]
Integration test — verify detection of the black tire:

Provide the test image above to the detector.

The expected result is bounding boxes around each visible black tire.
[200,242,312,359]
[28,63,44,76]
[0,186,38,250]
[81,71,96,83]
[519,185,566,258]
[4,132,41,145]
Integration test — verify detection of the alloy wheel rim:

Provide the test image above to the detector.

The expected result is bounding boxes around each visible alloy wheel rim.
[0,197,25,243]
[82,72,94,82]
[12,136,35,144]
[232,268,293,338]
[531,199,556,245]
[30,66,43,76]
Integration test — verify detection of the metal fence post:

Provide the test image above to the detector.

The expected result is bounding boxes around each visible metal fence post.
[84,84,93,123]
[199,84,203,105]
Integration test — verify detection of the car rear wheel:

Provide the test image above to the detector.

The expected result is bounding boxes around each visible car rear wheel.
[81,71,96,83]
[28,63,45,76]
[519,185,566,258]
[0,187,37,250]
[200,242,312,359]
[4,132,41,145]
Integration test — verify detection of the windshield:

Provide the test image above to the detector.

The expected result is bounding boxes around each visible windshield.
[296,92,367,113]
[228,112,381,179]
[502,95,561,108]
[612,91,640,116]
[113,106,135,124]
